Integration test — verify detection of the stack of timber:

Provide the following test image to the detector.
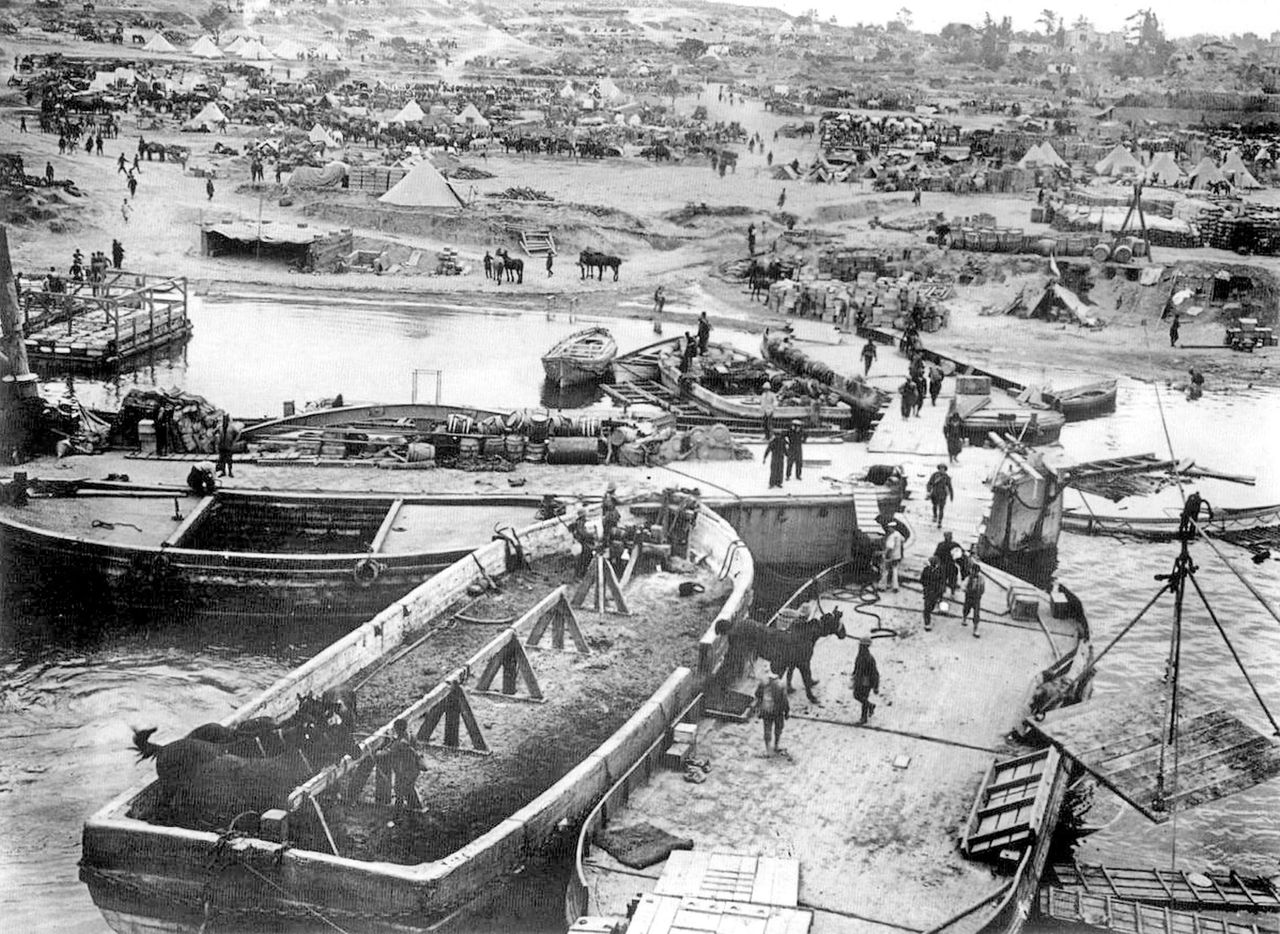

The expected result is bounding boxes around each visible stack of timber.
[519,228,556,255]
[345,165,409,194]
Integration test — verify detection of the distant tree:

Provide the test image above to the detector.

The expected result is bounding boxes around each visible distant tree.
[875,45,894,62]
[676,37,708,61]
[660,75,682,108]
[198,3,231,42]
[1037,10,1058,38]
[895,7,913,30]
[980,13,1007,69]
[1055,24,1066,48]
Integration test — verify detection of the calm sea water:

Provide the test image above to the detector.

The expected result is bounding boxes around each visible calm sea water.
[4,295,1280,932]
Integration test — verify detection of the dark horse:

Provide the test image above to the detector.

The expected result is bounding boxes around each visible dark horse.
[496,248,523,284]
[132,696,357,824]
[578,249,622,282]
[716,607,847,703]
[183,692,343,757]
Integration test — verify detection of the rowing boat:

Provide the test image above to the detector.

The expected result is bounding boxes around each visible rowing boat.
[540,327,618,387]
[1042,379,1118,422]
[1062,502,1280,541]
[569,560,1093,933]
[80,493,754,934]
[0,480,540,628]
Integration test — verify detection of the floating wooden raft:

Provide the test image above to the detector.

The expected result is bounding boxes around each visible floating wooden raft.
[1038,887,1280,934]
[1065,453,1178,501]
[1032,687,1280,824]
[1049,861,1280,912]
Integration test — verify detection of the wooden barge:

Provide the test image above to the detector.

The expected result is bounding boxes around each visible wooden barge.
[1062,502,1280,543]
[570,559,1093,934]
[20,270,192,368]
[0,481,542,625]
[80,496,755,934]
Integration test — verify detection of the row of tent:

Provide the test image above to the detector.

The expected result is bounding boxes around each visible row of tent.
[1094,143,1263,189]
[282,157,465,209]
[138,33,343,61]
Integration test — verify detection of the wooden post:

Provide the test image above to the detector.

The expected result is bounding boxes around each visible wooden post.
[571,554,629,616]
[0,227,38,408]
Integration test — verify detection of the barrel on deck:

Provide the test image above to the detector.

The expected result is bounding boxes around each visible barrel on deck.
[524,441,547,463]
[503,434,525,460]
[406,442,436,463]
[546,437,601,465]
[446,414,474,434]
[1091,242,1113,262]
[1111,238,1134,264]
[459,436,481,458]
[527,412,552,443]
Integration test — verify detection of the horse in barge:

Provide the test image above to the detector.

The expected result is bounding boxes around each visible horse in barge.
[81,491,755,933]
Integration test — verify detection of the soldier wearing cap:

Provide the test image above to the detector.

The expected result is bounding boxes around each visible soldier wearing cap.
[755,671,790,756]
[851,637,880,724]
[601,482,620,544]
[926,463,954,527]
[759,380,777,437]
[784,419,805,481]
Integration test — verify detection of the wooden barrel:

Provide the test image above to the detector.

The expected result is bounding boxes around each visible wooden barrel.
[527,411,551,443]
[483,436,506,457]
[1131,237,1149,258]
[1091,242,1112,262]
[524,441,547,463]
[503,434,525,460]
[546,437,600,465]
[459,436,481,458]
[576,415,601,438]
[446,413,474,434]
[1111,238,1133,264]
[406,442,435,463]
[1034,238,1056,256]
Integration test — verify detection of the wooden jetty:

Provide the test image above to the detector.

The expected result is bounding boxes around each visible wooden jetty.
[21,269,191,367]
[1038,886,1280,934]
[1048,862,1280,912]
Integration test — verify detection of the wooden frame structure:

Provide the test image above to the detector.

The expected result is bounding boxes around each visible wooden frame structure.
[21,269,190,366]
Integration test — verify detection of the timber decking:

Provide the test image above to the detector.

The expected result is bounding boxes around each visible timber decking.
[582,574,1077,934]
[962,747,1061,858]
[1038,887,1280,934]
[1032,687,1280,823]
[1048,862,1280,912]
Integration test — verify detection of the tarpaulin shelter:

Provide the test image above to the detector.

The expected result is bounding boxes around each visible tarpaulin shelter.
[378,161,464,208]
[1095,144,1142,176]
[308,124,338,147]
[558,81,576,100]
[224,35,251,54]
[286,161,349,190]
[142,33,177,53]
[189,36,223,59]
[390,100,425,124]
[1146,151,1184,186]
[200,219,353,269]
[314,42,343,60]
[594,77,623,102]
[184,101,227,131]
[89,67,138,91]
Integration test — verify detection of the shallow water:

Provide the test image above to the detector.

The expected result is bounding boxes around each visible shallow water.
[5,297,1280,932]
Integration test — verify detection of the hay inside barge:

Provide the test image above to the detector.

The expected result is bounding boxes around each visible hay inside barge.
[79,497,754,934]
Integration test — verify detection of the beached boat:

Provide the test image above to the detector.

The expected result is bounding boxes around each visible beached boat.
[1062,501,1280,542]
[612,335,684,382]
[80,493,754,934]
[1042,379,1118,422]
[241,402,504,447]
[569,559,1093,934]
[953,387,1067,446]
[0,479,542,626]
[658,341,853,429]
[541,326,618,387]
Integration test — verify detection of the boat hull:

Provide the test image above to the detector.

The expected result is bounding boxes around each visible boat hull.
[1062,503,1280,541]
[1047,381,1118,422]
[540,356,611,387]
[540,328,617,387]
[80,507,755,934]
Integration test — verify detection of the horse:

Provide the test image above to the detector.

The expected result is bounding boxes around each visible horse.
[716,607,847,703]
[491,254,505,286]
[578,249,621,282]
[132,708,356,823]
[497,249,523,284]
[183,692,340,757]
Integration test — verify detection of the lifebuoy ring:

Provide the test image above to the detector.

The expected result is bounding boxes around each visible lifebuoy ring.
[353,558,382,587]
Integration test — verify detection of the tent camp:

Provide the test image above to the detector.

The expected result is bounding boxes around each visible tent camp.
[558,81,576,100]
[1189,156,1228,190]
[1221,149,1262,189]
[1146,151,1184,186]
[237,40,275,61]
[594,77,623,102]
[1018,143,1066,170]
[272,39,307,60]
[379,160,464,208]
[142,33,177,53]
[1095,144,1142,176]
[287,161,349,191]
[457,102,489,128]
[314,42,343,60]
[184,101,227,132]
[390,100,425,124]
[308,124,338,148]
[224,35,250,54]
[89,67,138,91]
[189,36,223,59]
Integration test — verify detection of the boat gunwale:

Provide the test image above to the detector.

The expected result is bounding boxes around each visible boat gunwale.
[81,503,756,927]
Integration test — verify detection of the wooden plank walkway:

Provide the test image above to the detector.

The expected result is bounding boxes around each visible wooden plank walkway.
[1032,687,1280,823]
[868,383,952,456]
[1049,862,1280,912]
[1039,887,1280,934]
